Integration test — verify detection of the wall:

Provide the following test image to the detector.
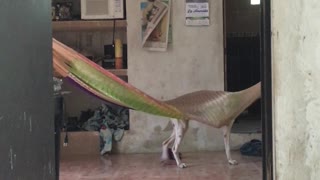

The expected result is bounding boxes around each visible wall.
[114,0,260,153]
[272,0,320,179]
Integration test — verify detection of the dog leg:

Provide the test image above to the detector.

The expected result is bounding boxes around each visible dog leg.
[161,127,175,163]
[222,125,238,165]
[171,119,188,168]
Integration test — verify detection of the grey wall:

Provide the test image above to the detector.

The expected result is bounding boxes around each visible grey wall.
[0,1,55,179]
[272,0,320,179]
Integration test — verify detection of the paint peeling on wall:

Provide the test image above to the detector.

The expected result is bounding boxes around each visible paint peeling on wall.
[29,116,32,132]
[9,147,14,170]
[272,0,320,179]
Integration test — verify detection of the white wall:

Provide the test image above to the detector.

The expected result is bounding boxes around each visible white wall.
[272,0,320,179]
[114,0,260,153]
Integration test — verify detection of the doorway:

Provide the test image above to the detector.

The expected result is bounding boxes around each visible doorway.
[224,0,262,134]
[224,0,273,179]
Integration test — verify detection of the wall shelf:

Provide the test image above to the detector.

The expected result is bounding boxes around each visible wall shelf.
[52,20,127,32]
[107,69,127,76]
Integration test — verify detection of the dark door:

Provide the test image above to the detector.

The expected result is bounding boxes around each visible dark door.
[224,0,262,133]
[223,0,273,179]
[0,1,55,179]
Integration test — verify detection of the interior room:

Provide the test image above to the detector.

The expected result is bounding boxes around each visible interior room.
[53,0,263,179]
[1,0,320,179]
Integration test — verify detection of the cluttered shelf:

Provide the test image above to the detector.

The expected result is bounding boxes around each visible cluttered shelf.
[52,20,127,32]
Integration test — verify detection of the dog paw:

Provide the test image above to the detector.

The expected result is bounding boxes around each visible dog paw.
[178,163,187,168]
[228,159,238,165]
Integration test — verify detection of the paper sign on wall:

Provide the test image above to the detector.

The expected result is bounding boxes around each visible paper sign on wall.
[141,0,171,52]
[185,0,210,26]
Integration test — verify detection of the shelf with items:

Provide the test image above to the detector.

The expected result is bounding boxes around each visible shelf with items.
[52,20,127,32]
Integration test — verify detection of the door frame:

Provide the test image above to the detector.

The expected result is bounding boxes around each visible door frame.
[261,0,273,179]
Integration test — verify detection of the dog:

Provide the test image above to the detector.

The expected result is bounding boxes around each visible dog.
[160,82,261,168]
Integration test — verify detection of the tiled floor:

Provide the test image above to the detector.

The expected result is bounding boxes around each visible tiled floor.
[60,151,262,180]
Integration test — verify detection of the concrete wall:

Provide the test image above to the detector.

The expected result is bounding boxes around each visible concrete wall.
[272,0,320,179]
[114,0,260,153]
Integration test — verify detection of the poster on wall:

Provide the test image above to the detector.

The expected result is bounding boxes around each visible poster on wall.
[185,0,210,26]
[141,0,171,51]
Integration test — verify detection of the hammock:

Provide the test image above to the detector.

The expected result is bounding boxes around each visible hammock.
[53,38,261,128]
